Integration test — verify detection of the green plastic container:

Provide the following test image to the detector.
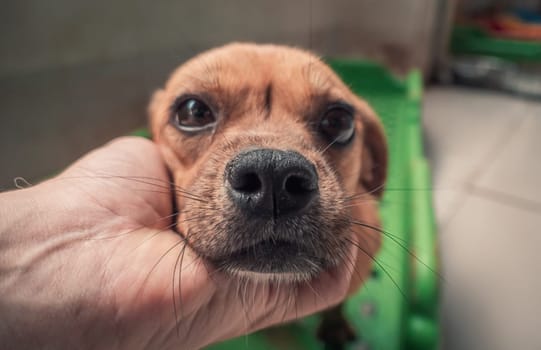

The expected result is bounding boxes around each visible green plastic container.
[451,25,541,62]
[201,60,439,350]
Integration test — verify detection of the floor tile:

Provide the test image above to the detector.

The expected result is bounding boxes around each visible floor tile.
[474,106,541,206]
[439,192,541,350]
[423,87,531,224]
[423,86,529,184]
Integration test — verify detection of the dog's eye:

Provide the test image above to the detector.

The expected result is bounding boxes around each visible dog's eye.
[173,98,215,131]
[320,107,355,145]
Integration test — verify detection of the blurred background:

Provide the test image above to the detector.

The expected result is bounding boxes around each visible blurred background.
[1,0,540,349]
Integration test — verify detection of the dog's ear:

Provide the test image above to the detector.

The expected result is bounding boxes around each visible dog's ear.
[360,110,388,198]
[148,89,165,139]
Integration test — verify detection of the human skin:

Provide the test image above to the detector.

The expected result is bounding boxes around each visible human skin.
[0,137,357,350]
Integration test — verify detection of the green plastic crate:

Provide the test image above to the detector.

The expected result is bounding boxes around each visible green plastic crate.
[199,60,439,350]
[451,25,541,62]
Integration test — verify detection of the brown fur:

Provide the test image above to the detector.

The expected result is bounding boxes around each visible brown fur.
[149,43,387,292]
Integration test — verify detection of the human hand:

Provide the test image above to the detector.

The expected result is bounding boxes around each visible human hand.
[0,137,357,349]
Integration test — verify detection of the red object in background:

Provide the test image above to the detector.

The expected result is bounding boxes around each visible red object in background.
[472,14,541,42]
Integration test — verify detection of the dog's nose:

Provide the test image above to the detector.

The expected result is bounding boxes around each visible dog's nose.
[226,149,319,218]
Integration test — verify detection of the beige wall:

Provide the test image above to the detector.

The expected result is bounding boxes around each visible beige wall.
[0,0,438,77]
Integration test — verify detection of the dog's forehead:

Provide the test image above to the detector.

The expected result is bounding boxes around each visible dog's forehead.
[167,43,345,95]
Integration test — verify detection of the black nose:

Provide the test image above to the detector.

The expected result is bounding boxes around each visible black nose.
[225,149,319,218]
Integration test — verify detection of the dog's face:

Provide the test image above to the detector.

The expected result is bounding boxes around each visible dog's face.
[149,43,387,283]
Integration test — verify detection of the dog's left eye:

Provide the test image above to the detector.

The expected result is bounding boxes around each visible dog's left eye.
[173,98,216,131]
[319,106,355,145]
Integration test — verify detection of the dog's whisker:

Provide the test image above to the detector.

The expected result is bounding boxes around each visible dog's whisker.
[305,278,325,306]
[318,136,340,155]
[343,235,406,300]
[129,222,180,252]
[345,186,439,202]
[83,214,178,241]
[134,238,187,304]
[343,217,402,240]
[241,289,251,350]
[57,172,207,203]
[383,187,435,192]
[132,213,216,250]
[98,173,204,200]
[346,219,444,283]
[337,243,365,287]
[173,231,191,336]
[287,280,298,321]
[341,198,381,208]
[234,277,251,335]
[344,182,387,201]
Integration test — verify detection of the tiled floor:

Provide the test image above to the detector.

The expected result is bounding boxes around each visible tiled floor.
[1,58,540,349]
[424,86,541,350]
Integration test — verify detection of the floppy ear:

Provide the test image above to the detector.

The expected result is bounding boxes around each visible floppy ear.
[147,89,165,140]
[360,111,388,199]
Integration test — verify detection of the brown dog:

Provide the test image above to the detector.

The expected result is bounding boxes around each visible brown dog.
[149,43,387,348]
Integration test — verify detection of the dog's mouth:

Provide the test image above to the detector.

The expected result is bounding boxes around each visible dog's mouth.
[209,238,326,281]
[230,239,303,258]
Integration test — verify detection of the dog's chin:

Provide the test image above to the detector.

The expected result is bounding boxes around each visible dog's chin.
[227,269,317,284]
[208,239,331,283]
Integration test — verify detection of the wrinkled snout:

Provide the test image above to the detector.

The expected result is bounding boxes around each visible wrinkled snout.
[225,149,319,219]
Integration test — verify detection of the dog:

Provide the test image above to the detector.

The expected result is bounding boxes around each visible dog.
[148,43,387,348]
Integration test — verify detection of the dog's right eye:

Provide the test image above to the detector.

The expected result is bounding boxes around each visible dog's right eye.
[173,98,216,132]
[319,105,355,145]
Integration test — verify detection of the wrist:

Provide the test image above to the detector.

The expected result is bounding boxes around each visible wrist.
[0,186,112,349]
